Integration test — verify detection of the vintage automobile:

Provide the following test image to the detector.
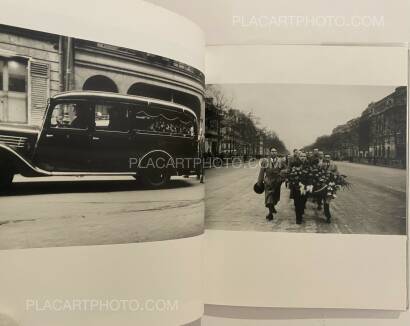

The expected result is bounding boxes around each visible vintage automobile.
[0,91,201,190]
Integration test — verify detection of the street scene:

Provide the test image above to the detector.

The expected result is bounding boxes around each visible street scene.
[0,24,205,249]
[0,176,204,250]
[206,161,406,235]
[204,84,407,235]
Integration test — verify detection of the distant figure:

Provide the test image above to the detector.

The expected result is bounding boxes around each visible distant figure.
[306,151,313,164]
[285,154,291,166]
[323,154,338,173]
[317,151,325,167]
[311,148,320,165]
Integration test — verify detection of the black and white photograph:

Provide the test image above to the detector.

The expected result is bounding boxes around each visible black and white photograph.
[205,83,407,235]
[0,24,205,250]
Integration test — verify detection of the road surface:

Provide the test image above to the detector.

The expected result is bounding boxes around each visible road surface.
[0,176,204,250]
[205,161,406,235]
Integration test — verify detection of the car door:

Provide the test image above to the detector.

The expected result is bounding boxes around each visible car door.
[35,100,93,172]
[90,101,132,172]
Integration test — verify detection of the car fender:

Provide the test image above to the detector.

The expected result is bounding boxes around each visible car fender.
[0,144,47,177]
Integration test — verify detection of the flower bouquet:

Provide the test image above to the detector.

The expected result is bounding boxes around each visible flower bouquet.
[287,165,350,199]
[311,168,350,200]
[287,165,315,195]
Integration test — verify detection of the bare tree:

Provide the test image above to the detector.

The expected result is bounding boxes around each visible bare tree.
[205,84,233,112]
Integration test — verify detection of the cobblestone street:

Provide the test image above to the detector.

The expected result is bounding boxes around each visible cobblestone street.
[205,161,406,235]
[0,176,204,250]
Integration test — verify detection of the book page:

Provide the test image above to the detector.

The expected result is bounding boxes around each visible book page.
[0,1,205,325]
[204,44,408,310]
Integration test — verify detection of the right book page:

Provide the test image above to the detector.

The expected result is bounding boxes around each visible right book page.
[203,44,408,310]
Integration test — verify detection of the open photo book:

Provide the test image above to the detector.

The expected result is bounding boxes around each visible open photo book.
[0,1,408,325]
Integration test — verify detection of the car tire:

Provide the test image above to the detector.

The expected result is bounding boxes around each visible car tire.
[142,168,170,188]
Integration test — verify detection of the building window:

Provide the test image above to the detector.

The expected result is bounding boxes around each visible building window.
[8,60,27,92]
[0,57,28,123]
[83,75,118,93]
[0,61,3,90]
[95,102,129,133]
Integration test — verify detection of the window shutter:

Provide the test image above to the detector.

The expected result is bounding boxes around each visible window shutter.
[30,62,50,125]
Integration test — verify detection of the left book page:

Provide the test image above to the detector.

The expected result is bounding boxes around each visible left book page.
[0,1,205,326]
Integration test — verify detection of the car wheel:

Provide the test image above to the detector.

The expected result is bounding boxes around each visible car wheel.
[142,168,170,188]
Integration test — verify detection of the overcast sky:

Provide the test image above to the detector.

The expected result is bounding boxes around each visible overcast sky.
[213,84,398,151]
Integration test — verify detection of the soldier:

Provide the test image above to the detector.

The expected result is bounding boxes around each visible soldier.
[257,147,286,221]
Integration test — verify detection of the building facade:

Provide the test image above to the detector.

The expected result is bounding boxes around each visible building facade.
[329,86,407,168]
[0,25,204,127]
[204,97,220,155]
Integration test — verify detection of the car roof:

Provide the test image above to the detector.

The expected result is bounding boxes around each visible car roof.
[51,91,197,119]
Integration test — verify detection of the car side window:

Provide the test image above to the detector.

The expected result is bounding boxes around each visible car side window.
[95,102,129,132]
[129,102,151,131]
[129,103,196,137]
[50,102,91,130]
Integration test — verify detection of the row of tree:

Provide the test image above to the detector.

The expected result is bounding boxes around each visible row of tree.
[303,133,347,153]
[206,85,287,155]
